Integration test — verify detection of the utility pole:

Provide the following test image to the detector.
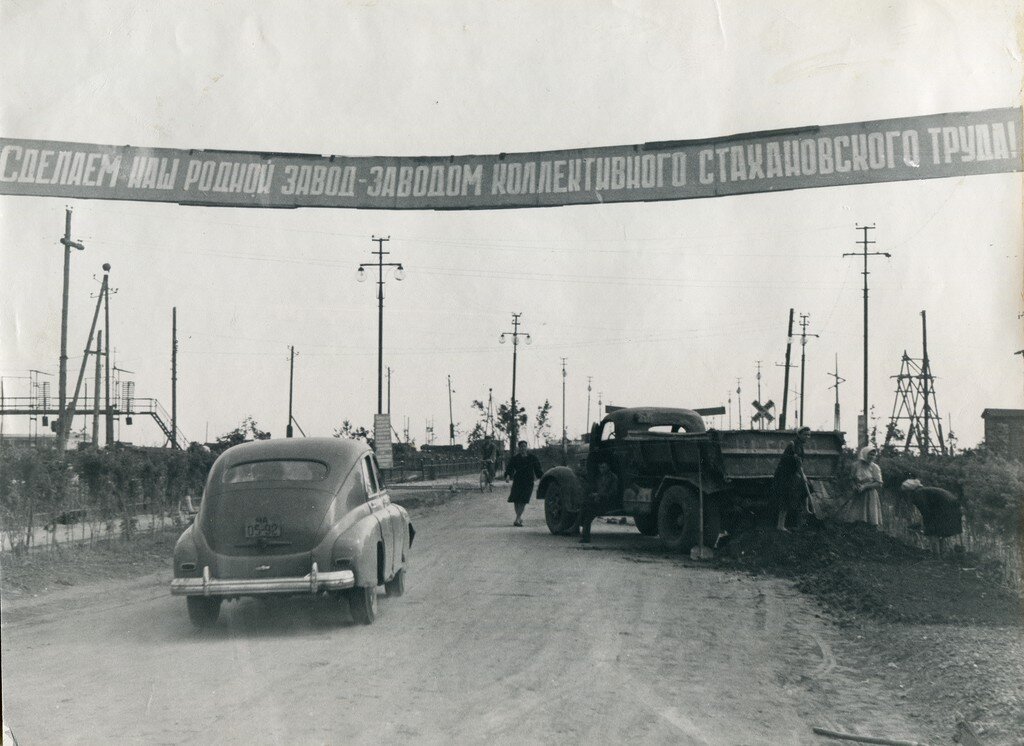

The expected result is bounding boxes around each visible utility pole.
[844,224,891,448]
[499,313,531,446]
[1016,350,1024,398]
[92,330,102,446]
[57,207,85,447]
[486,387,495,437]
[171,307,178,448]
[64,266,108,437]
[827,354,845,432]
[387,366,392,416]
[779,308,795,430]
[287,345,296,438]
[585,376,593,435]
[754,361,763,429]
[447,374,455,445]
[736,378,743,429]
[598,391,603,419]
[798,313,820,428]
[560,357,567,463]
[357,236,404,414]
[103,265,114,446]
[727,390,732,429]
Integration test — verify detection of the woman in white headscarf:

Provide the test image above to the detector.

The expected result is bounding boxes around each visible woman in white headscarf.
[850,446,883,527]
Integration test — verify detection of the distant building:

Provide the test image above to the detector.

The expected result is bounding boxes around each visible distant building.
[0,431,90,450]
[981,409,1024,460]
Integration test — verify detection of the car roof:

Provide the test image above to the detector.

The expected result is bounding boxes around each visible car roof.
[216,437,370,471]
[601,407,707,434]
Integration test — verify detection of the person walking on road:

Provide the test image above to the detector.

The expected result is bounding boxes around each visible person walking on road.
[504,440,543,527]
[578,458,619,544]
[772,426,812,531]
[900,478,962,555]
[850,446,884,528]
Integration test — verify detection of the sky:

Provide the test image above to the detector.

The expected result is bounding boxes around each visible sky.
[1,0,1021,450]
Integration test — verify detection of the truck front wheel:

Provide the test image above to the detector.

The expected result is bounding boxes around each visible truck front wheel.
[541,468,580,535]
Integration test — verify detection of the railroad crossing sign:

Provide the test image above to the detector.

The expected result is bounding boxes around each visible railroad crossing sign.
[751,399,775,427]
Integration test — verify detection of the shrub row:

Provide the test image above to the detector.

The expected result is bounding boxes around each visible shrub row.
[0,443,215,548]
[872,449,1024,541]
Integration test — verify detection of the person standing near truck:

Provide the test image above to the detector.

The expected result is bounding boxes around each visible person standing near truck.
[504,440,543,527]
[850,446,884,528]
[578,458,620,544]
[772,426,811,531]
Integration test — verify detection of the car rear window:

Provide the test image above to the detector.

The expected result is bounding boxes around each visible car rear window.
[224,460,329,484]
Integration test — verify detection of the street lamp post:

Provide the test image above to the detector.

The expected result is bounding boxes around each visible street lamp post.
[357,236,404,414]
[499,313,531,447]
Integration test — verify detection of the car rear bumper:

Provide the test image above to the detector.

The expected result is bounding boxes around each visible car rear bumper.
[170,562,355,597]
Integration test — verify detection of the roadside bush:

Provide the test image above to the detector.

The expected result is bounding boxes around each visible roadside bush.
[875,450,1024,540]
[1,442,218,546]
[0,445,71,551]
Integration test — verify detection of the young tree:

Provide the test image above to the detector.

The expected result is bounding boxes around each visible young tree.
[214,416,271,452]
[333,420,375,449]
[533,399,553,446]
[496,402,527,444]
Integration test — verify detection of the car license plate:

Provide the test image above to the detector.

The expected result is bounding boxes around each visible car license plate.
[245,517,281,539]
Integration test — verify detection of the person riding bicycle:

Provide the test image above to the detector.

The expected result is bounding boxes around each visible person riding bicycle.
[480,435,498,483]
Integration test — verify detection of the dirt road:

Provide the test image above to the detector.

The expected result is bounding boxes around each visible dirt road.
[1,490,923,745]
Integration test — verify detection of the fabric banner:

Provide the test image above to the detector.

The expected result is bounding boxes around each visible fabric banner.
[0,108,1019,210]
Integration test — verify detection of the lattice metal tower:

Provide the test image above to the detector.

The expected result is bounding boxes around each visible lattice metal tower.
[883,311,946,455]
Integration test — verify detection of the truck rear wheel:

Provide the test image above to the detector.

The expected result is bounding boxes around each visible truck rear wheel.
[657,485,721,552]
[541,468,580,535]
[658,486,698,551]
[634,511,659,536]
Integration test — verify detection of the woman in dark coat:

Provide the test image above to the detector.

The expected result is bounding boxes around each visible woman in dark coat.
[901,478,963,555]
[504,439,544,527]
[772,426,811,530]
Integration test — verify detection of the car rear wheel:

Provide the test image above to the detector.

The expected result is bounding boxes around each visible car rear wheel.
[349,585,378,625]
[384,568,406,597]
[186,597,222,628]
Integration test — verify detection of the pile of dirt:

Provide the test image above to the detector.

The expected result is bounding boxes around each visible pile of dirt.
[715,520,1021,626]
[716,521,1024,744]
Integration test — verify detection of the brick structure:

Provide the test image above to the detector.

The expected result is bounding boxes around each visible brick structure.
[981,409,1024,460]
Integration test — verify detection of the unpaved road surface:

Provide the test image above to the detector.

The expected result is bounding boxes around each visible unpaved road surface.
[2,490,922,745]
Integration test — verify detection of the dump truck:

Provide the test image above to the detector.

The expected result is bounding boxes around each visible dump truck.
[537,407,845,551]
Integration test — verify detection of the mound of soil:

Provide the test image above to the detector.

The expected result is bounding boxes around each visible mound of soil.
[716,521,1024,743]
[715,520,1022,627]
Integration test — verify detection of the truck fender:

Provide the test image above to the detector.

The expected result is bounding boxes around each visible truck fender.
[538,467,583,510]
[540,467,584,536]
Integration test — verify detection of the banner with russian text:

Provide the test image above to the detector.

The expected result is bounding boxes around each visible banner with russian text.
[1,108,1019,210]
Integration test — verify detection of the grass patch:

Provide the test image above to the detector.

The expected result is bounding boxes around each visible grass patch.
[1,529,178,597]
